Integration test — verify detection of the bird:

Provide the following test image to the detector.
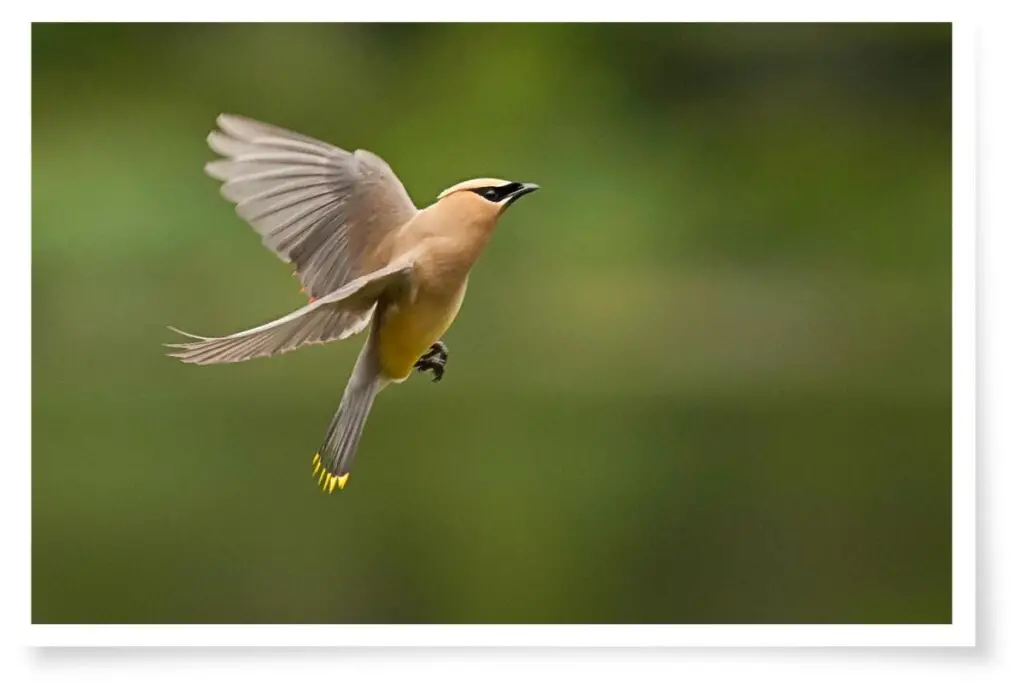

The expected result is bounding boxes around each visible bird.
[166,114,539,494]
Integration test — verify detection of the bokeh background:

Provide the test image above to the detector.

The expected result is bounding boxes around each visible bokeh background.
[32,23,951,624]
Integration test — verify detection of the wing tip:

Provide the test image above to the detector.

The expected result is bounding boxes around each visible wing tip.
[166,325,210,341]
[206,130,233,157]
[204,160,230,181]
[164,350,200,364]
[164,327,222,365]
[215,113,246,130]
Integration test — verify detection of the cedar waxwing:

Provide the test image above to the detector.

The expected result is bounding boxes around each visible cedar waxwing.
[166,114,539,494]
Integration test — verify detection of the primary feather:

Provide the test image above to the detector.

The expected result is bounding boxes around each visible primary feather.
[205,114,418,299]
[166,258,415,365]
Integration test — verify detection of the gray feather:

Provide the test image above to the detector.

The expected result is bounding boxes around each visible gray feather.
[313,314,387,491]
[166,257,415,365]
[205,114,418,299]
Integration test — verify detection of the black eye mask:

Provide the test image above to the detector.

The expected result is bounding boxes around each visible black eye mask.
[471,183,524,203]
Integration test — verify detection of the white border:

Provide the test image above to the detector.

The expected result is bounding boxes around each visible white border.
[949,20,976,645]
[23,20,975,648]
[29,623,972,648]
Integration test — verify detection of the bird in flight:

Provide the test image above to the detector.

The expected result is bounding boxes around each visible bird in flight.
[166,114,539,494]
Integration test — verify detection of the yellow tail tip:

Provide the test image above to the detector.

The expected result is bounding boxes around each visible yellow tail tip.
[312,453,350,494]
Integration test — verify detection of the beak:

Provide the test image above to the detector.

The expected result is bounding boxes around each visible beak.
[504,182,540,208]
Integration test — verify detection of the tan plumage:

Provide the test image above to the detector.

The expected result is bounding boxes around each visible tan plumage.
[167,114,539,493]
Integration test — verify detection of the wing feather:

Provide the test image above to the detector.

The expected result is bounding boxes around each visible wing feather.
[166,258,415,365]
[205,114,418,299]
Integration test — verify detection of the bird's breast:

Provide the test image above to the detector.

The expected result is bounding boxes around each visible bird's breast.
[376,277,469,381]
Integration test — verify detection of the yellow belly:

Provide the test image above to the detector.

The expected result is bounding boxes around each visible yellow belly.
[377,282,467,380]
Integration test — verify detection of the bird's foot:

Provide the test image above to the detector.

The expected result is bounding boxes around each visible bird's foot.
[414,341,448,382]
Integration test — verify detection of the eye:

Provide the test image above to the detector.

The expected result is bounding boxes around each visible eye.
[471,185,512,203]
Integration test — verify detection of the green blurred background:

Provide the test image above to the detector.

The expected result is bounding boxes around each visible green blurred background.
[32,23,951,624]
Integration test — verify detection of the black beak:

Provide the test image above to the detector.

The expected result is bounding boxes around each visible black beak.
[503,182,540,209]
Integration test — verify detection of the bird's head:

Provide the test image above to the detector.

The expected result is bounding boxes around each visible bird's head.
[435,178,540,218]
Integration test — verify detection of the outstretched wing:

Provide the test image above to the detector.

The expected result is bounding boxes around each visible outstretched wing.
[206,114,418,299]
[166,257,416,366]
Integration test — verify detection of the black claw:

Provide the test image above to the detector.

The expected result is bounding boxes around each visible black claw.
[428,341,448,363]
[414,358,445,382]
[415,341,449,382]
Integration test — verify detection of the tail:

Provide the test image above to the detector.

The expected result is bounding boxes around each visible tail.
[312,333,384,494]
